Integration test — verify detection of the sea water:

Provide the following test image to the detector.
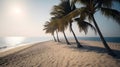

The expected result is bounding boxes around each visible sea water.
[0,37,120,52]
[0,37,51,52]
[78,37,120,43]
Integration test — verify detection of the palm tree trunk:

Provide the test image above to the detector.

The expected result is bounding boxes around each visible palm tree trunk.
[91,14,115,56]
[56,30,60,42]
[63,31,71,45]
[70,22,83,48]
[52,34,57,42]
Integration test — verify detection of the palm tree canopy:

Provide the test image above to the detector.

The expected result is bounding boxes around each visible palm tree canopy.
[50,0,75,32]
[43,19,58,35]
[50,0,97,34]
[69,0,120,25]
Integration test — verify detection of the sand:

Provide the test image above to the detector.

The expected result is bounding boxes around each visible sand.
[0,40,120,67]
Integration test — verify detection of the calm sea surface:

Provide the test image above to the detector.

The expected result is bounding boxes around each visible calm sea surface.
[0,37,120,51]
[78,37,120,43]
[0,37,51,51]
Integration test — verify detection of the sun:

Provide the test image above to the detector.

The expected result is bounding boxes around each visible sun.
[13,7,22,14]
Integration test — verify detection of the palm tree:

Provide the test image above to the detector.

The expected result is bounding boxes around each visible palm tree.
[52,17,71,44]
[58,19,71,45]
[50,1,71,45]
[43,21,57,42]
[50,18,61,42]
[52,0,96,48]
[51,0,83,47]
[56,30,60,42]
[66,0,120,56]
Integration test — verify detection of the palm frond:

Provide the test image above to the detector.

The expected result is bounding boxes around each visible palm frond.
[53,5,64,11]
[101,7,120,25]
[62,9,79,23]
[83,21,97,34]
[75,18,97,34]
[98,0,120,8]
[98,0,113,8]
[63,7,86,23]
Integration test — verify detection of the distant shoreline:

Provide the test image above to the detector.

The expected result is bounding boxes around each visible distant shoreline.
[67,37,120,43]
[0,40,51,57]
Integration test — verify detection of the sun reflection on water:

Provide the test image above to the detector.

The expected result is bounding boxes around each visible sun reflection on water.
[4,37,25,46]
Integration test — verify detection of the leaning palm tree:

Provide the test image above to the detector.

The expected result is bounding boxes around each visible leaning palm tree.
[50,18,61,42]
[51,0,83,46]
[65,0,120,56]
[58,19,71,45]
[51,0,96,48]
[51,2,71,45]
[43,21,57,42]
[51,17,71,44]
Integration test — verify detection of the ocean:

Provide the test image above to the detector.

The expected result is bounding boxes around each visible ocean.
[0,37,120,52]
[0,37,51,52]
[78,37,120,43]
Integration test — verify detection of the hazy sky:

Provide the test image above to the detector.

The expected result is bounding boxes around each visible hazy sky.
[0,0,120,37]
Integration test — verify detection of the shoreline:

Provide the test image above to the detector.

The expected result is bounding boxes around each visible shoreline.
[0,40,51,57]
[0,40,120,67]
[0,40,120,57]
[0,42,35,57]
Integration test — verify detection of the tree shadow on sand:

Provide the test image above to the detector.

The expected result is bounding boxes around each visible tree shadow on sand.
[61,41,120,59]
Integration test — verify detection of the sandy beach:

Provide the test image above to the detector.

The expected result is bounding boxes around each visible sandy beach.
[0,40,120,67]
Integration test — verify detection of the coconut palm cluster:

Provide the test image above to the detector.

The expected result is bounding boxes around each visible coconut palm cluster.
[44,0,120,56]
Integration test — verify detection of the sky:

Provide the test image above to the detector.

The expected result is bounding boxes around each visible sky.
[0,0,120,37]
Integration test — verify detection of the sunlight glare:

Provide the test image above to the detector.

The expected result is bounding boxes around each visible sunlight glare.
[5,37,25,46]
[12,7,22,15]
